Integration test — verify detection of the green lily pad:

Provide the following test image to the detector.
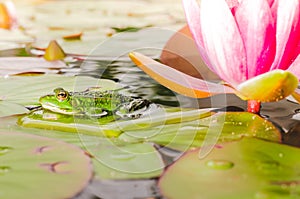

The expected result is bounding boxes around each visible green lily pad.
[0,75,121,117]
[20,0,184,58]
[19,107,211,137]
[19,109,122,137]
[83,137,164,180]
[0,57,66,76]
[0,29,33,44]
[0,75,120,105]
[159,138,300,199]
[0,132,92,199]
[237,70,298,102]
[0,101,28,117]
[120,112,281,151]
[2,115,164,180]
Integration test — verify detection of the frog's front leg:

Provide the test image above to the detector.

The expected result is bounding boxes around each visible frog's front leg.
[85,107,109,118]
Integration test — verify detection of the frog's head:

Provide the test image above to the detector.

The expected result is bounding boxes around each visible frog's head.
[39,88,75,115]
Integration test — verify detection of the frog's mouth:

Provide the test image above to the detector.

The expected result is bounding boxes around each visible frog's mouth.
[41,103,77,115]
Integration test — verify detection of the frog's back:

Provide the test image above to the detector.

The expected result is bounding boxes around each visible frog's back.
[70,90,133,111]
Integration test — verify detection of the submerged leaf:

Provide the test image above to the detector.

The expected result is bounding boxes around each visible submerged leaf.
[0,132,92,199]
[159,138,300,199]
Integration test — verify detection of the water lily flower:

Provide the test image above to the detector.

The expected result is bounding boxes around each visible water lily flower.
[129,0,300,113]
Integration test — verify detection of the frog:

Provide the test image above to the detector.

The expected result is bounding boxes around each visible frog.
[39,87,152,119]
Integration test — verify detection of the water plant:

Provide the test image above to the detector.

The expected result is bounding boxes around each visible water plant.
[130,0,300,114]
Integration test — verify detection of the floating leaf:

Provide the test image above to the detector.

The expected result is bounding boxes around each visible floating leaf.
[120,112,281,151]
[0,101,28,117]
[0,132,92,199]
[111,26,149,33]
[33,28,174,60]
[0,75,120,105]
[19,110,122,137]
[159,138,300,199]
[1,116,164,180]
[44,40,66,61]
[62,32,82,40]
[0,57,66,76]
[0,75,121,117]
[83,137,164,180]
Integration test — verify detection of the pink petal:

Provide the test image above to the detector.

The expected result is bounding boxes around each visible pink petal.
[271,0,300,70]
[182,0,216,74]
[235,0,276,78]
[129,52,235,98]
[182,0,203,47]
[225,0,239,8]
[287,54,300,80]
[266,0,275,7]
[200,0,247,86]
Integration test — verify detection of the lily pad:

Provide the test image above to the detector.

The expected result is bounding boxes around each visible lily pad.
[0,132,92,199]
[0,57,66,76]
[120,112,281,151]
[0,101,28,117]
[33,28,175,60]
[83,137,164,180]
[0,75,121,117]
[159,138,300,199]
[19,107,211,137]
[2,115,164,180]
[19,109,122,137]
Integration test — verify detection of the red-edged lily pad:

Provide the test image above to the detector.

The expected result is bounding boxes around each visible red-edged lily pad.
[159,138,300,199]
[0,132,92,199]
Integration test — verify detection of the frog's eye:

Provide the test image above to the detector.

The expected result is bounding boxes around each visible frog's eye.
[54,89,69,101]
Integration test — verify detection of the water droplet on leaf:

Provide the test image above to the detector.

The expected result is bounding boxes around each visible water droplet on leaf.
[0,166,11,175]
[0,146,13,155]
[205,160,234,170]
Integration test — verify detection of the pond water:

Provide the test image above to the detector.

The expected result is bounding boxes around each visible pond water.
[1,47,300,199]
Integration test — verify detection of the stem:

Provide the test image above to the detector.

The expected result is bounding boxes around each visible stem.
[247,100,261,114]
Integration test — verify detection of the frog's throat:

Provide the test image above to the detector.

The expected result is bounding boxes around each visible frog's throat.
[41,103,77,115]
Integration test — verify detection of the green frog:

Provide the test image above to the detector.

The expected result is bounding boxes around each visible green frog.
[39,87,152,118]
